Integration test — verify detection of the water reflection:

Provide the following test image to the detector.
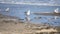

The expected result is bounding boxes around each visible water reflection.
[31,8,60,26]
[31,15,60,26]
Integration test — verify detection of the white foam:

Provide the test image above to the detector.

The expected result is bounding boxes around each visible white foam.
[0,2,60,6]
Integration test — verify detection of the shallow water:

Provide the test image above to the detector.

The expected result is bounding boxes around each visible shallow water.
[0,3,60,26]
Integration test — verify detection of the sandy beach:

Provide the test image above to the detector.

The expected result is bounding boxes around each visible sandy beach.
[0,14,60,34]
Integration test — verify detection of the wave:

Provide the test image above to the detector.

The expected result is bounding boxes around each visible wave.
[0,2,60,6]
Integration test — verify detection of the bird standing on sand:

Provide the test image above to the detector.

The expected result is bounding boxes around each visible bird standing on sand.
[25,10,31,23]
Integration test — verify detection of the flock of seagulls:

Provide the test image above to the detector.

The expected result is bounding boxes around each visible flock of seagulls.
[25,8,60,23]
[0,7,59,23]
[0,8,59,15]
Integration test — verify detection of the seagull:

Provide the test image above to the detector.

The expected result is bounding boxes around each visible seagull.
[54,8,59,13]
[26,10,31,16]
[5,8,9,12]
[25,10,31,22]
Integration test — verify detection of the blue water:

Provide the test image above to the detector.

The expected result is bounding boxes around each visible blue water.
[0,3,60,26]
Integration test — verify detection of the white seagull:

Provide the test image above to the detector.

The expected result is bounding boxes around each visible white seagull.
[5,8,9,12]
[26,10,31,16]
[54,8,59,13]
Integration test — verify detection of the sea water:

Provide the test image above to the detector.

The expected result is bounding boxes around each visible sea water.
[0,3,60,26]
